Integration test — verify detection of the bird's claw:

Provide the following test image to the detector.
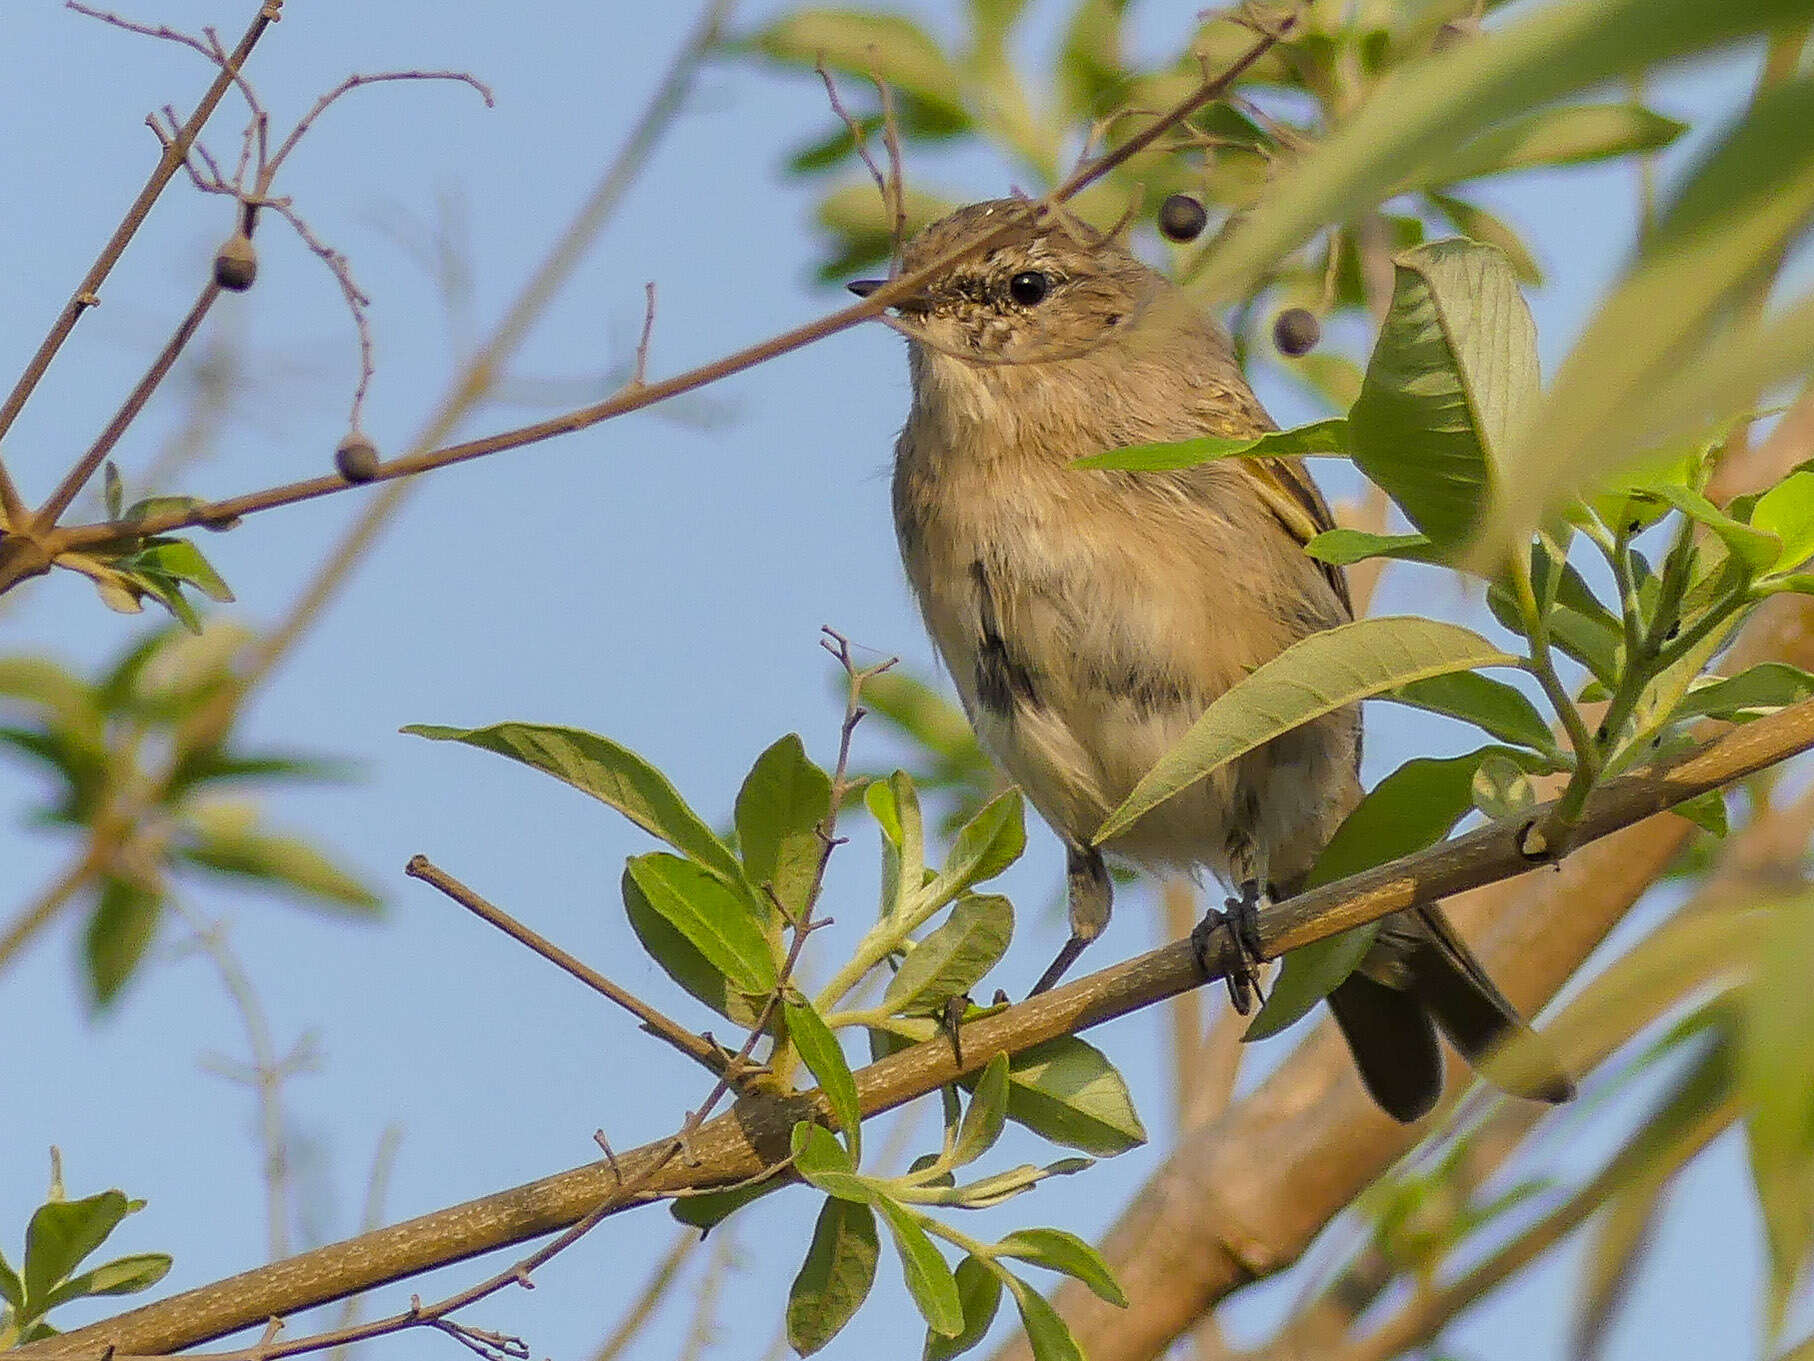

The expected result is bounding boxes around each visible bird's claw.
[1190,880,1266,1015]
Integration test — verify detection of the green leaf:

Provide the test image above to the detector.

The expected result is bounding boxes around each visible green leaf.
[870,770,927,904]
[924,1255,1003,1361]
[748,10,968,125]
[1670,788,1729,838]
[1419,102,1685,187]
[1073,419,1349,471]
[668,1177,783,1231]
[1348,240,1537,551]
[937,790,1024,895]
[41,1253,171,1311]
[103,462,123,519]
[1384,670,1561,759]
[22,1192,131,1305]
[1096,618,1517,844]
[1427,192,1542,285]
[179,826,379,914]
[1489,72,1814,557]
[1303,528,1438,566]
[792,1119,855,1181]
[132,538,233,603]
[1751,471,1814,572]
[84,879,162,1010]
[623,854,776,995]
[876,1197,963,1337]
[1471,751,1538,821]
[403,723,742,886]
[736,734,831,919]
[1002,1271,1085,1361]
[0,1252,21,1310]
[787,1198,880,1355]
[995,1228,1126,1307]
[1670,663,1814,724]
[1741,899,1814,1333]
[1196,0,1810,301]
[988,1036,1146,1156]
[623,868,766,1029]
[786,997,862,1162]
[1641,485,1780,574]
[1247,750,1488,1040]
[884,894,1013,1017]
[951,1053,1010,1168]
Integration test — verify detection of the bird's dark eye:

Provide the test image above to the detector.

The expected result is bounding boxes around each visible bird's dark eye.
[1008,271,1050,306]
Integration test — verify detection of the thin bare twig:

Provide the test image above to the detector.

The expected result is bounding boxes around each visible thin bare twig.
[0,0,280,481]
[28,13,1294,578]
[27,695,1814,1361]
[405,855,742,1083]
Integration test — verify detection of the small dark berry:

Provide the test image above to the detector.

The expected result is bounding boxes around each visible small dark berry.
[335,434,380,483]
[1272,307,1321,356]
[213,233,258,291]
[1158,193,1208,243]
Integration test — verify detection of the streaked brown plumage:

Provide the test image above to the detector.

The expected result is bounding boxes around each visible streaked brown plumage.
[856,199,1572,1121]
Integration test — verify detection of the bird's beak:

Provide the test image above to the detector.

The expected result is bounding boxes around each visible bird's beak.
[848,278,932,315]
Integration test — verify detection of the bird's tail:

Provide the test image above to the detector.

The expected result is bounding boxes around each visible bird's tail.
[1325,903,1575,1123]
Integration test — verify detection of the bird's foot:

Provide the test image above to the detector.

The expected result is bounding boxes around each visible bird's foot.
[1190,879,1267,1015]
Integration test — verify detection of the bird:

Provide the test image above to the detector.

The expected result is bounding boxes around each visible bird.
[849,197,1573,1122]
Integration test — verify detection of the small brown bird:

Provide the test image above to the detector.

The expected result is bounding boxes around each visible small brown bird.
[852,198,1572,1122]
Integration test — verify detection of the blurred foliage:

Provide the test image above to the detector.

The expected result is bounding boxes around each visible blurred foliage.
[0,623,375,1008]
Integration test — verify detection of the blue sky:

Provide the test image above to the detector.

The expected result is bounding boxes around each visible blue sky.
[0,3,1791,1359]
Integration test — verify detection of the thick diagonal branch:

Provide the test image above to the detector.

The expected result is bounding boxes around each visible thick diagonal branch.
[21,695,1814,1361]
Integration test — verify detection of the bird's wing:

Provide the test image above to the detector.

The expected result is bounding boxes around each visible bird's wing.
[1244,456,1353,618]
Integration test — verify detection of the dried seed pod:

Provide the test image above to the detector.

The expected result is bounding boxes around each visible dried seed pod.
[1158,193,1208,243]
[213,233,258,291]
[1272,307,1321,357]
[335,433,380,483]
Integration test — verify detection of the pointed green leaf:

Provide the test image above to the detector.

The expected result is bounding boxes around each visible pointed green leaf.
[1348,240,1537,551]
[668,1176,783,1231]
[1751,471,1814,572]
[925,1255,1003,1361]
[0,1253,21,1310]
[622,867,766,1028]
[985,1036,1145,1155]
[1385,670,1561,759]
[1428,192,1542,285]
[787,1198,879,1355]
[1670,663,1814,724]
[1642,485,1780,573]
[1002,1271,1085,1361]
[995,1228,1126,1307]
[876,1197,963,1337]
[937,790,1024,894]
[22,1192,131,1305]
[41,1253,171,1311]
[133,538,233,603]
[951,1053,1010,1169]
[1096,618,1516,844]
[792,1119,854,1181]
[1073,419,1349,471]
[1419,102,1685,187]
[403,723,742,885]
[179,827,379,914]
[1303,528,1438,566]
[786,997,861,1162]
[736,734,831,918]
[884,894,1013,1017]
[84,879,162,1010]
[1247,750,1489,1040]
[623,853,775,995]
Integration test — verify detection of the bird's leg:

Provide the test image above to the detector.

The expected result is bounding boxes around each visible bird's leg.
[1191,878,1267,1015]
[1029,843,1112,996]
